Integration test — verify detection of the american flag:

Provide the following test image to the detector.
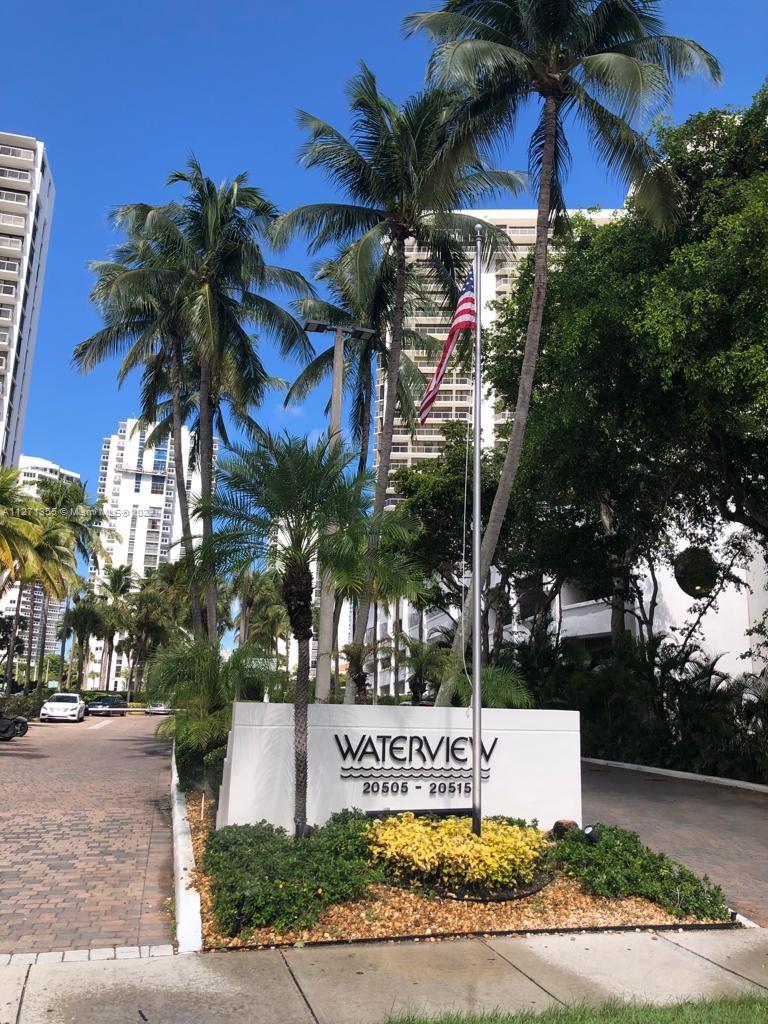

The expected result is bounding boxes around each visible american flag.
[418,268,476,424]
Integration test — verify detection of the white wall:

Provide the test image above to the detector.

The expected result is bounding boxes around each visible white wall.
[217,702,582,832]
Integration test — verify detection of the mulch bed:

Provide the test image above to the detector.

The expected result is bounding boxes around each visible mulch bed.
[184,793,728,950]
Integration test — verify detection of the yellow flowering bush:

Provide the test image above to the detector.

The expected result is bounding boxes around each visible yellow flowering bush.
[368,813,547,895]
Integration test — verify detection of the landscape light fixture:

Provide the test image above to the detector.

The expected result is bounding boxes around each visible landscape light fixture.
[303,320,375,341]
[303,319,331,334]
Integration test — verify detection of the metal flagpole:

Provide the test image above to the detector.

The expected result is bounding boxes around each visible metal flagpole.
[471,225,483,836]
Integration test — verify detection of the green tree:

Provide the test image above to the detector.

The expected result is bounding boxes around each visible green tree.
[66,589,104,691]
[202,433,374,837]
[100,159,313,641]
[407,0,720,676]
[394,633,454,705]
[274,65,522,658]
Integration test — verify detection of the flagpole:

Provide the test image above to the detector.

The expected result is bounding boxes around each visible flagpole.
[472,225,483,837]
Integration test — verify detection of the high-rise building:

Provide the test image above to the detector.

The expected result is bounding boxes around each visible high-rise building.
[88,418,208,689]
[0,132,55,467]
[0,455,80,685]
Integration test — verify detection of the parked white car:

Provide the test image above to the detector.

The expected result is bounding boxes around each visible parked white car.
[40,693,86,723]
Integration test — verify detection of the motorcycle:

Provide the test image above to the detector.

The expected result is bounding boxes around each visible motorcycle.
[0,715,17,741]
[11,715,28,737]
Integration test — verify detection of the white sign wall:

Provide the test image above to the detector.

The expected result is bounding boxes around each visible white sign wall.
[217,703,581,832]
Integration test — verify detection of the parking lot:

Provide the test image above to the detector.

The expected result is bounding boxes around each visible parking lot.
[0,714,172,954]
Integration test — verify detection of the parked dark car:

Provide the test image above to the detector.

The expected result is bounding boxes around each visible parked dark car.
[87,696,128,717]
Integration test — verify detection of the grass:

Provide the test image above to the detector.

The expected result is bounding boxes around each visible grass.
[390,995,768,1024]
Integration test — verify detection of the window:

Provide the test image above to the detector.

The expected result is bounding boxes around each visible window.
[150,475,164,494]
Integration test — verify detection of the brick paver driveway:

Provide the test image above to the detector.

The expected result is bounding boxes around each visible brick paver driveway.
[0,714,172,954]
[583,762,768,926]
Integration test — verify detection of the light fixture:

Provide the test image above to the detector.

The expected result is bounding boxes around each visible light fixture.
[349,326,376,341]
[303,319,331,334]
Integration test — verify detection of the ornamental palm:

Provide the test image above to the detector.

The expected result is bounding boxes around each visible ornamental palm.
[406,0,720,686]
[200,432,371,837]
[63,588,103,691]
[274,65,523,653]
[106,158,313,641]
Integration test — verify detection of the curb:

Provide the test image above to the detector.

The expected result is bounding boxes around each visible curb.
[582,758,768,795]
[171,745,203,954]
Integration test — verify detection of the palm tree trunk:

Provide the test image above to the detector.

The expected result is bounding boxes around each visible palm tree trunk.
[198,353,218,644]
[170,335,204,636]
[24,601,33,697]
[282,562,313,837]
[357,360,373,477]
[438,96,557,704]
[76,633,86,689]
[59,590,70,687]
[348,235,408,695]
[66,641,75,690]
[35,594,50,695]
[5,583,23,695]
[102,634,114,692]
[610,572,628,648]
[238,576,250,648]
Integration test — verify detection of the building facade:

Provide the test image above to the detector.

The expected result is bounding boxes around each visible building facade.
[88,418,207,689]
[0,132,54,467]
[369,208,768,696]
[0,455,80,684]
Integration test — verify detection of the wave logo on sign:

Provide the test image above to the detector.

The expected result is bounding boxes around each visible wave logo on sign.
[334,733,497,781]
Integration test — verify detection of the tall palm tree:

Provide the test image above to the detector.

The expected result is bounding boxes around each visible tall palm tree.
[202,432,371,837]
[395,633,454,705]
[112,159,313,642]
[96,564,136,690]
[406,0,720,685]
[75,240,205,634]
[273,65,523,656]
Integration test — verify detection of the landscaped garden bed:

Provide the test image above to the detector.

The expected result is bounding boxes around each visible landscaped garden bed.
[185,797,732,949]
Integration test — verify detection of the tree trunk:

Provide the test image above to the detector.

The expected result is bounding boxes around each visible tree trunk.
[610,572,628,648]
[348,235,408,697]
[35,594,50,696]
[76,633,87,689]
[5,583,23,695]
[418,607,424,642]
[102,634,114,692]
[170,335,203,636]
[198,352,218,644]
[66,640,75,690]
[59,589,70,687]
[24,607,33,697]
[282,561,313,838]
[238,575,250,648]
[438,96,558,704]
[357,359,373,477]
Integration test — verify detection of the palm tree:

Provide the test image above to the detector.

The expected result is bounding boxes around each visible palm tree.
[96,564,136,690]
[202,432,371,837]
[112,159,313,642]
[406,0,720,685]
[274,65,523,655]
[395,633,454,705]
[75,239,205,634]
[66,589,104,690]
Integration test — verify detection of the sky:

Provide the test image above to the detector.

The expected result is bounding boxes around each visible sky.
[8,0,768,493]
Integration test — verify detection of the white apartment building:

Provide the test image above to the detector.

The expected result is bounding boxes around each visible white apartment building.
[88,418,207,689]
[369,208,768,696]
[0,455,80,682]
[0,132,54,467]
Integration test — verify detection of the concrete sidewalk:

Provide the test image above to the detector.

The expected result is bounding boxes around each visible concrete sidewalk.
[1,929,766,1024]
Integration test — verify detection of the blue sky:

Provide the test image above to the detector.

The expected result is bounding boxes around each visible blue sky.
[9,0,768,492]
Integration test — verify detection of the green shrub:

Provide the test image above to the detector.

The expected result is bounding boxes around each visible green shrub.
[0,693,45,718]
[203,745,227,796]
[550,825,730,920]
[175,742,208,790]
[203,811,376,935]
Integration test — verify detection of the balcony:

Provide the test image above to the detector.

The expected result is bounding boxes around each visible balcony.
[0,234,22,254]
[0,257,19,278]
[0,167,32,189]
[0,305,13,323]
[0,327,10,349]
[0,144,35,170]
[0,190,29,213]
[0,213,24,232]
